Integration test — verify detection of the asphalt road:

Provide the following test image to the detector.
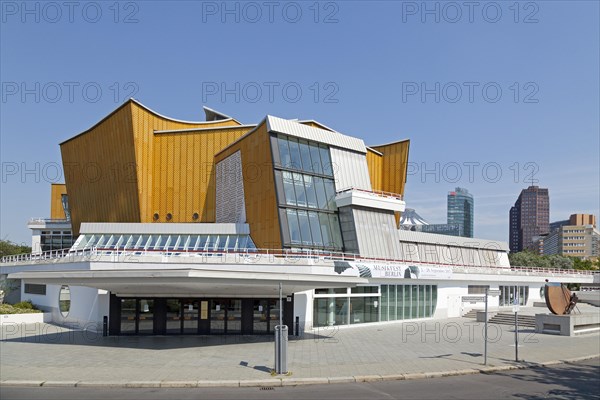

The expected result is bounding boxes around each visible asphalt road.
[2,358,599,400]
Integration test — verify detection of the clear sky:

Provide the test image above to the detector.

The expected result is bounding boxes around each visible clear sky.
[1,0,599,245]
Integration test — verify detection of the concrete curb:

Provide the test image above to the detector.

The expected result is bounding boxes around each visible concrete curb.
[1,355,598,389]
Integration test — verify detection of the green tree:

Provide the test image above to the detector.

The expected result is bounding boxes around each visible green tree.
[572,258,595,270]
[509,251,573,269]
[0,240,31,258]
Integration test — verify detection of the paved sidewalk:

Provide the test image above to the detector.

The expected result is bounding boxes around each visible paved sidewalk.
[1,317,599,387]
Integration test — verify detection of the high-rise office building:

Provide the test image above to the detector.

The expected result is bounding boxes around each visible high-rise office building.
[542,214,598,259]
[447,188,474,238]
[509,186,550,253]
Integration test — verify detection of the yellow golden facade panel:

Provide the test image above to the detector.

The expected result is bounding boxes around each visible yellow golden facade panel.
[130,101,241,222]
[366,148,383,191]
[50,183,67,220]
[370,140,410,196]
[60,102,139,236]
[215,123,281,249]
[150,126,252,223]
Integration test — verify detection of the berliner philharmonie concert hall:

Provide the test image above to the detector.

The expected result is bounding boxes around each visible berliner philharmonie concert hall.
[1,99,596,336]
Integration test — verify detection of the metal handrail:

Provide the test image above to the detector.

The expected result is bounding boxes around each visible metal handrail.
[28,218,70,224]
[336,187,404,201]
[2,247,598,276]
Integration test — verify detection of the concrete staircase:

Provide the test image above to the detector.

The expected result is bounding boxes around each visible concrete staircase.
[462,309,482,319]
[488,313,536,328]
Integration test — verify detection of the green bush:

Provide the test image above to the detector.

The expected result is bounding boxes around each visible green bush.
[13,300,34,309]
[0,303,42,314]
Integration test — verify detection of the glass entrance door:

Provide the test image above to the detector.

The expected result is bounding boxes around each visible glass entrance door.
[166,299,182,334]
[227,300,242,334]
[182,300,199,334]
[210,300,226,334]
[120,298,137,334]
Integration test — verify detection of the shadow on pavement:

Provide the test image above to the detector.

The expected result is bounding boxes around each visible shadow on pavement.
[0,324,334,350]
[505,360,600,400]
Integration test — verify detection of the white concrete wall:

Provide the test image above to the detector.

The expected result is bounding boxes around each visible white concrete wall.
[21,283,108,332]
[293,290,313,333]
[0,312,51,325]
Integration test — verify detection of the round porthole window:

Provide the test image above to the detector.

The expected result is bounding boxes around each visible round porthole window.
[166,213,173,221]
[59,285,71,317]
[153,213,159,221]
[192,212,199,221]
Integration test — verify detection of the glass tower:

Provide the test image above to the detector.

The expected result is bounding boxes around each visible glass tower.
[447,187,474,238]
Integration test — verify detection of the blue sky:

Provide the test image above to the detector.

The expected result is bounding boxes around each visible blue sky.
[1,0,599,245]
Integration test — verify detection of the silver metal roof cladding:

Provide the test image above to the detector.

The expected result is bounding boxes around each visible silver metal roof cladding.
[267,115,367,153]
[397,229,510,252]
[79,223,250,235]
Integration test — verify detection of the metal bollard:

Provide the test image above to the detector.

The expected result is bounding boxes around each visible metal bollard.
[103,316,108,337]
[274,325,288,374]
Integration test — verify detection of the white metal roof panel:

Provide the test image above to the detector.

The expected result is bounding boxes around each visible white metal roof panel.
[79,223,250,235]
[267,115,366,153]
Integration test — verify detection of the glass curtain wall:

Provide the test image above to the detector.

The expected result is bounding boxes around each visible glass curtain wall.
[313,287,380,327]
[499,286,529,306]
[379,284,438,321]
[272,133,343,250]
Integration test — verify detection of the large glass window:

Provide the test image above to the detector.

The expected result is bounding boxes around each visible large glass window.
[293,173,307,207]
[499,285,529,306]
[297,210,313,245]
[350,297,378,324]
[324,179,337,210]
[278,136,291,168]
[282,171,296,206]
[329,214,343,248]
[308,211,323,246]
[287,209,301,245]
[298,140,313,172]
[379,285,438,321]
[314,177,328,209]
[320,145,333,175]
[381,285,389,322]
[309,145,323,174]
[304,175,318,209]
[288,139,302,170]
[319,213,333,247]
[273,133,342,250]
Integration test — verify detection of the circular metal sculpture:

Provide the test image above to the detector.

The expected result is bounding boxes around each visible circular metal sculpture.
[545,282,578,315]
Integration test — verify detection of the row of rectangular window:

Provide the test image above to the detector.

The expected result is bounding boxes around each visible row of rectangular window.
[498,285,529,306]
[282,208,343,249]
[314,286,379,295]
[275,134,333,176]
[275,170,336,211]
[380,285,437,322]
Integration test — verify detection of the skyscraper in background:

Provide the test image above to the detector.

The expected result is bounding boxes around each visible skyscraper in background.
[509,186,550,253]
[447,187,474,238]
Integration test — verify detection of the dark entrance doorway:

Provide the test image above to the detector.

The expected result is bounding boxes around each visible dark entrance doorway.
[109,295,293,336]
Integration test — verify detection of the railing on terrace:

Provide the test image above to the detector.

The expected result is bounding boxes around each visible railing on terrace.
[336,187,404,201]
[28,218,70,224]
[2,247,598,276]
